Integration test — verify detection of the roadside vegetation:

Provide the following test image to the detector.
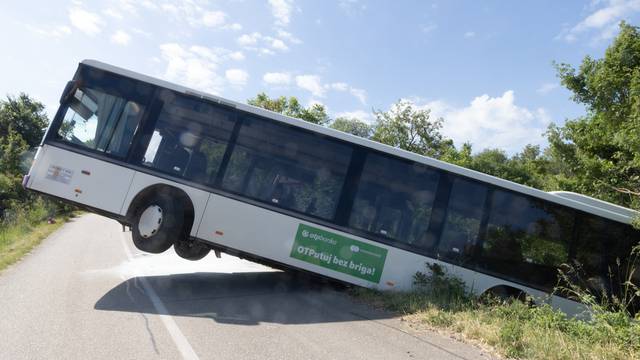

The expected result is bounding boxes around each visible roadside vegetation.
[353,260,640,360]
[0,198,75,271]
[0,94,74,271]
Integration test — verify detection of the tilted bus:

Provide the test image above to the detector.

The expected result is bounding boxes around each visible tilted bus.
[24,60,639,315]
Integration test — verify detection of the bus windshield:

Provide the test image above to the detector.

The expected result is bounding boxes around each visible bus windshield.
[57,86,145,158]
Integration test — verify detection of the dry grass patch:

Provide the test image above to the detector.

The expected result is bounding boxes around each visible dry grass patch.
[351,263,640,360]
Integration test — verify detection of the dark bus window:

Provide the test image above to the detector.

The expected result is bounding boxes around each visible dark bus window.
[574,215,613,294]
[479,190,574,290]
[57,87,145,158]
[348,154,440,248]
[438,177,488,263]
[221,116,352,220]
[574,215,640,303]
[142,95,235,183]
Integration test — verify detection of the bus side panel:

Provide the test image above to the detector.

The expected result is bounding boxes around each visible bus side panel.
[119,172,210,237]
[197,194,481,291]
[27,144,135,215]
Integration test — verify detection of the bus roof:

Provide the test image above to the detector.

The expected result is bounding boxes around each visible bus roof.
[80,59,639,225]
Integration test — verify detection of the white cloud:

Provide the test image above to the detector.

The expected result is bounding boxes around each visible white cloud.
[420,23,437,34]
[201,10,227,27]
[104,8,123,19]
[271,38,289,51]
[132,28,152,38]
[327,83,367,104]
[558,0,640,43]
[263,72,292,85]
[338,0,367,14]
[537,82,559,94]
[269,0,293,26]
[260,48,276,56]
[238,32,262,46]
[189,46,220,62]
[237,31,296,54]
[132,1,239,30]
[115,0,138,15]
[229,51,245,61]
[296,75,325,97]
[227,23,243,31]
[69,8,103,36]
[334,110,374,124]
[413,91,552,153]
[349,88,367,104]
[110,30,131,46]
[464,31,476,38]
[329,82,349,91]
[277,29,302,44]
[26,24,71,39]
[159,43,224,95]
[225,68,249,86]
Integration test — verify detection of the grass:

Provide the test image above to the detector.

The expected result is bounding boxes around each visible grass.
[351,263,640,360]
[0,199,74,272]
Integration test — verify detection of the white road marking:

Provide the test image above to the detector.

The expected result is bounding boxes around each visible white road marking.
[119,232,200,360]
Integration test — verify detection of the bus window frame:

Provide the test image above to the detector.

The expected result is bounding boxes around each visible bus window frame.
[46,65,157,162]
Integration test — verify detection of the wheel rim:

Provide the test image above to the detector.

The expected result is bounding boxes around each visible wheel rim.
[138,205,163,238]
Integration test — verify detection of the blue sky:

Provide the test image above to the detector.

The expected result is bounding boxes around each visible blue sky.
[2,0,640,154]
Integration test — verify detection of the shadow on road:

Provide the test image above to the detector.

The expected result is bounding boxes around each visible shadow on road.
[95,271,391,325]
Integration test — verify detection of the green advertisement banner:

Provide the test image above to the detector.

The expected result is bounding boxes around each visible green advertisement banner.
[290,223,388,283]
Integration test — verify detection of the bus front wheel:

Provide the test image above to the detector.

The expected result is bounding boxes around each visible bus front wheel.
[174,239,210,261]
[131,194,184,254]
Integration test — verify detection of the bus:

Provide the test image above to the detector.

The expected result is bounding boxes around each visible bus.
[24,60,639,315]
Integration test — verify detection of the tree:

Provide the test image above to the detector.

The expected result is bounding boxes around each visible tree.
[0,93,48,148]
[467,145,549,189]
[0,94,49,214]
[0,128,29,212]
[550,22,640,209]
[371,99,455,158]
[329,117,373,138]
[248,93,330,125]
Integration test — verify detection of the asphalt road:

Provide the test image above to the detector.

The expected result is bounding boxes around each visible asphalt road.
[0,214,492,360]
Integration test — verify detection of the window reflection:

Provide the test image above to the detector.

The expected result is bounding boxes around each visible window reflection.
[58,88,144,157]
[348,154,440,248]
[438,178,487,263]
[221,116,352,220]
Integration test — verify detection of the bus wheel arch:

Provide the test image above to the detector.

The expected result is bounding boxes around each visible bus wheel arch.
[481,285,533,305]
[126,184,195,254]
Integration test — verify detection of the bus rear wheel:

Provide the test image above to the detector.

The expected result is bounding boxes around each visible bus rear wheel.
[131,194,184,254]
[174,239,210,261]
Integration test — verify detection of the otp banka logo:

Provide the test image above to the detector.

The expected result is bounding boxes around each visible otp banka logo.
[301,229,309,238]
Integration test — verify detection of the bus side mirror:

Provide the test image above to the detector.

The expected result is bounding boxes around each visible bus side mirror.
[60,80,78,104]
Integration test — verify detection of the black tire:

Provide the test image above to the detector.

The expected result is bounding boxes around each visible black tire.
[131,193,184,254]
[174,239,210,261]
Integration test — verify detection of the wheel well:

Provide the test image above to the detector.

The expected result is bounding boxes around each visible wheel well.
[126,184,196,236]
[482,285,532,303]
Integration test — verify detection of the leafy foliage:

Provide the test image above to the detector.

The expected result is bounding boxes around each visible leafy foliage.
[372,100,456,158]
[248,92,330,125]
[329,117,373,138]
[0,93,48,148]
[550,22,640,209]
[0,94,71,218]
